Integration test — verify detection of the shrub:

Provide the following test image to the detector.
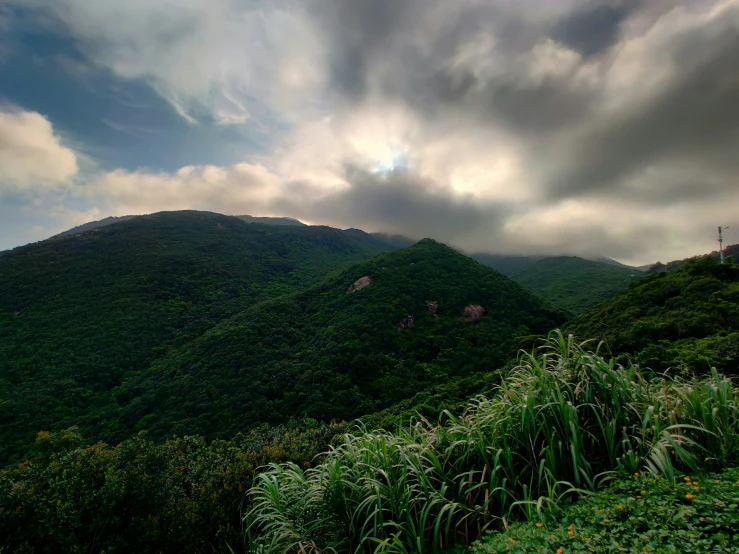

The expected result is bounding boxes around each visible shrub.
[466,467,739,553]
[246,331,739,553]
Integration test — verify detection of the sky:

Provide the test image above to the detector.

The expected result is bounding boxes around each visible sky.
[0,0,737,265]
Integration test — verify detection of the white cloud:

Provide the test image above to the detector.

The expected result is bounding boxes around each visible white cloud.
[0,108,79,192]
[3,0,738,266]
[19,0,327,126]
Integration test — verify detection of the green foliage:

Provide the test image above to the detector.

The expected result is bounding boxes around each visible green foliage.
[0,211,393,466]
[0,421,347,554]
[475,255,640,314]
[569,256,739,374]
[466,467,739,553]
[245,333,739,553]
[511,257,639,314]
[115,239,562,443]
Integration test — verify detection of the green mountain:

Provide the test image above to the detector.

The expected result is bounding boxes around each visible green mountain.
[112,239,564,442]
[646,243,739,273]
[52,213,308,240]
[473,254,640,313]
[236,214,306,226]
[369,232,417,249]
[568,256,739,374]
[512,256,641,314]
[52,215,138,238]
[0,211,394,465]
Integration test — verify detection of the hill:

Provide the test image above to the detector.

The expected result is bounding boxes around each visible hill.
[51,213,308,240]
[52,215,138,238]
[369,232,416,249]
[0,211,394,465]
[646,243,739,273]
[111,240,564,442]
[512,256,641,313]
[568,256,739,374]
[473,254,640,313]
[236,214,306,226]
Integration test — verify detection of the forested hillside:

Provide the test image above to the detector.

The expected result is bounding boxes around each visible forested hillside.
[0,211,394,465]
[111,239,563,442]
[512,256,640,313]
[474,254,640,313]
[569,256,739,374]
[3,231,739,553]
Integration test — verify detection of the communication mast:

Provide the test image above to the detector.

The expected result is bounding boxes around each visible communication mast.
[718,226,730,264]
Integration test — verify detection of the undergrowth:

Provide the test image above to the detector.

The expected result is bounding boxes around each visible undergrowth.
[465,467,739,553]
[245,331,739,553]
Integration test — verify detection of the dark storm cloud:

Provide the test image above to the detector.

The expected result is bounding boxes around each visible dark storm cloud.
[275,164,505,244]
[548,8,739,201]
[309,0,422,100]
[552,0,643,57]
[309,0,596,133]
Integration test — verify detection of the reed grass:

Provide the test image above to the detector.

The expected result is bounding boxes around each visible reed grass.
[245,331,739,553]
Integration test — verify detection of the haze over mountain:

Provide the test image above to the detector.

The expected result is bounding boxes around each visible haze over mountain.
[1,1,736,264]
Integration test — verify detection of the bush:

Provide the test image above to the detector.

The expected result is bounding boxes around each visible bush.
[0,422,347,553]
[246,332,739,553]
[466,467,739,553]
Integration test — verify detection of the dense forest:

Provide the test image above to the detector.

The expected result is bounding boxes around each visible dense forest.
[2,213,738,553]
[0,212,396,465]
[111,239,562,442]
[569,256,739,374]
[474,254,641,313]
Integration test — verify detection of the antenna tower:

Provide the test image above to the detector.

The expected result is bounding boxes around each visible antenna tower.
[718,226,730,264]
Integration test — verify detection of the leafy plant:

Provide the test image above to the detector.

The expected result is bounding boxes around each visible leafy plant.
[246,332,739,553]
[465,467,739,553]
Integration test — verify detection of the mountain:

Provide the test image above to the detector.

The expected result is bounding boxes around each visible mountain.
[472,254,640,313]
[236,214,306,226]
[52,213,308,240]
[646,243,739,273]
[52,215,138,238]
[511,256,641,314]
[471,253,547,276]
[0,211,395,465]
[111,239,564,443]
[568,256,739,374]
[369,232,416,249]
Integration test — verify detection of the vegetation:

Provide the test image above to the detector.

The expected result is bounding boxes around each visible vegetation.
[245,333,739,553]
[0,211,394,465]
[646,243,739,273]
[111,239,562,443]
[512,257,640,314]
[0,421,347,554]
[4,213,739,554]
[474,255,640,314]
[466,467,739,553]
[569,256,739,375]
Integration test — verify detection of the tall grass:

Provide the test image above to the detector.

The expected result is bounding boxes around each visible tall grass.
[246,331,739,553]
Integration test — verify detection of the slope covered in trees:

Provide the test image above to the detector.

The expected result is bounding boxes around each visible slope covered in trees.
[569,256,739,374]
[112,239,564,442]
[0,211,394,465]
[512,256,640,313]
[473,254,640,313]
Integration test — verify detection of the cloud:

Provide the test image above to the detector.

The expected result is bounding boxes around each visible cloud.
[2,0,739,265]
[15,0,326,126]
[552,0,644,57]
[0,108,78,192]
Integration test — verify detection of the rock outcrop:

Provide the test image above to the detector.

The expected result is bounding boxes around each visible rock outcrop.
[462,304,485,322]
[347,276,372,293]
[396,315,415,330]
